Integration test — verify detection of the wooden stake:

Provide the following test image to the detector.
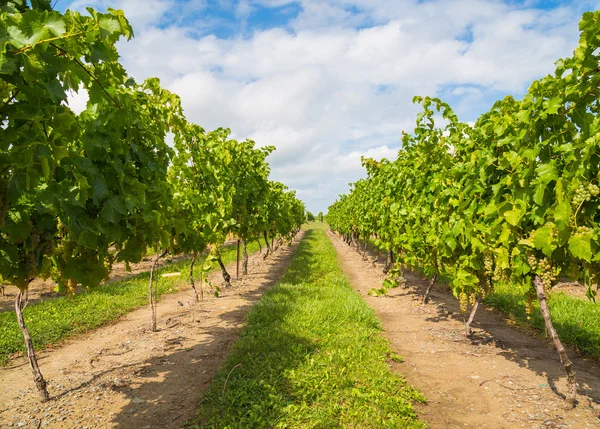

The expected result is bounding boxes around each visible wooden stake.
[534,275,577,408]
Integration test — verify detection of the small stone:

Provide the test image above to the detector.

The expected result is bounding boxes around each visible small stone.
[132,397,145,404]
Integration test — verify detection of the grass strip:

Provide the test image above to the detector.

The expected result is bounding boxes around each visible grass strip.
[190,227,426,429]
[485,282,600,357]
[0,241,259,366]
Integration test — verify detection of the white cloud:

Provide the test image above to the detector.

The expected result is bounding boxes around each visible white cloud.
[451,86,481,97]
[65,0,589,212]
[68,0,174,29]
[332,145,398,174]
[66,88,89,115]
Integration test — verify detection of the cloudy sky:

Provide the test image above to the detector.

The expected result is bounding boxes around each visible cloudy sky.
[59,0,599,213]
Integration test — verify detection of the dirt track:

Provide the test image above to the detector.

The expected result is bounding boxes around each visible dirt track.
[328,231,600,429]
[0,233,303,429]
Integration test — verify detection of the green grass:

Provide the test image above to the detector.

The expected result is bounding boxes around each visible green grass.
[485,282,600,358]
[189,228,426,429]
[301,221,329,231]
[0,241,259,366]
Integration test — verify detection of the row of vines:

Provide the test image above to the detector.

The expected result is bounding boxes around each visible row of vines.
[0,1,305,401]
[327,10,600,408]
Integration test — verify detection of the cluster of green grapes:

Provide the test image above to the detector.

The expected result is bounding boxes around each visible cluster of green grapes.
[53,238,112,295]
[527,254,558,292]
[51,237,75,281]
[469,293,477,307]
[576,225,594,235]
[538,257,559,293]
[10,223,55,288]
[492,265,509,283]
[459,292,468,312]
[484,253,493,276]
[527,253,538,270]
[572,183,600,207]
[458,291,481,312]
[525,295,535,319]
[16,247,38,288]
[479,284,488,299]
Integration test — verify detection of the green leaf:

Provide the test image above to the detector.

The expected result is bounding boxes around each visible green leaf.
[515,110,530,124]
[45,79,66,103]
[382,278,396,289]
[52,144,69,161]
[41,13,65,37]
[38,155,50,179]
[533,225,555,257]
[518,237,534,248]
[30,0,53,11]
[74,172,90,193]
[92,176,108,203]
[100,196,127,223]
[19,11,65,45]
[160,230,170,249]
[569,234,593,262]
[533,183,546,206]
[554,202,570,225]
[21,52,43,80]
[579,11,595,31]
[536,161,558,185]
[504,205,524,226]
[175,219,186,235]
[494,121,507,137]
[543,97,562,115]
[368,288,386,297]
[495,247,510,269]
[0,54,18,74]
[99,16,121,37]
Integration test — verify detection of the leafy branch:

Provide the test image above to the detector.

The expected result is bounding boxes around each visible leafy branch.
[49,43,121,108]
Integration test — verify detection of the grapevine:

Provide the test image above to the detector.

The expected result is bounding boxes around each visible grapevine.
[328,10,600,408]
[0,1,305,401]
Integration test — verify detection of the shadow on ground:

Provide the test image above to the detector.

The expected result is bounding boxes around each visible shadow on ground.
[108,237,304,428]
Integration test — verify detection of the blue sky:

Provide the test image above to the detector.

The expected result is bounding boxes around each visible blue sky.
[60,0,600,213]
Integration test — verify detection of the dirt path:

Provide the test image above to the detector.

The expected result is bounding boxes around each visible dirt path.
[328,232,600,429]
[0,233,303,429]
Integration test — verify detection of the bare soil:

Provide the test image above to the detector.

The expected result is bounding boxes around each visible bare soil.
[553,281,598,301]
[0,233,303,429]
[328,232,600,429]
